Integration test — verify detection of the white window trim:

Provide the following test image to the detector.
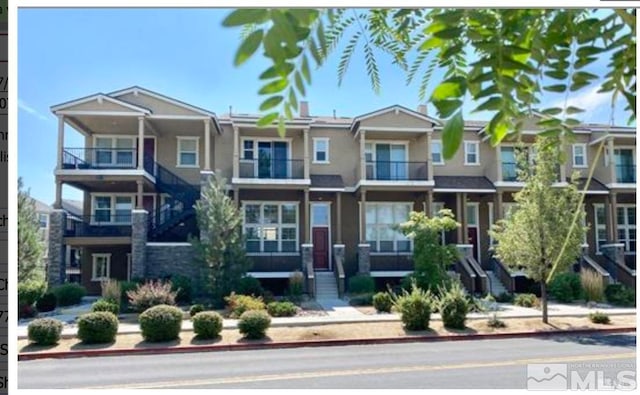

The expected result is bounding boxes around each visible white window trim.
[312,137,330,164]
[616,204,636,255]
[594,203,606,255]
[464,141,480,166]
[242,201,300,254]
[364,141,410,179]
[239,137,294,177]
[91,253,111,282]
[363,201,413,253]
[572,143,588,168]
[93,135,137,167]
[91,193,135,225]
[432,139,444,165]
[176,136,200,168]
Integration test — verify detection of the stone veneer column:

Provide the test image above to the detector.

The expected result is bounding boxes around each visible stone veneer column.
[358,243,370,274]
[47,210,67,288]
[301,244,314,296]
[131,209,148,280]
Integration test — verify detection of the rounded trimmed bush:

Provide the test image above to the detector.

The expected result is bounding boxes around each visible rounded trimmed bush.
[35,292,57,313]
[438,284,470,329]
[18,280,46,307]
[238,310,271,339]
[28,318,63,345]
[189,304,205,317]
[139,304,183,342]
[393,283,433,331]
[77,312,119,344]
[192,311,223,339]
[91,299,120,315]
[225,293,265,318]
[589,311,610,324]
[267,301,297,317]
[52,283,87,307]
[513,293,539,308]
[372,292,393,313]
[549,272,582,302]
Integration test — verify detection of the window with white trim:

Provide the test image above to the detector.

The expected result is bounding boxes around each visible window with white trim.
[38,213,48,228]
[572,144,587,168]
[616,205,636,253]
[464,141,479,165]
[242,140,254,160]
[432,140,443,164]
[177,137,199,167]
[244,202,298,253]
[365,202,412,252]
[313,138,330,163]
[594,204,607,253]
[91,254,111,282]
[92,195,134,224]
[95,137,135,167]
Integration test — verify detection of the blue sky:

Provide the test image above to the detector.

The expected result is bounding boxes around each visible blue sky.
[18,8,631,205]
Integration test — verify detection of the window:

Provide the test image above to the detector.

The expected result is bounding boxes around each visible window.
[242,140,254,160]
[432,140,443,164]
[91,254,111,281]
[572,144,587,168]
[244,202,298,253]
[177,137,199,167]
[464,141,480,165]
[94,137,135,167]
[617,205,636,253]
[594,204,607,253]
[313,138,330,163]
[503,202,517,220]
[365,202,412,252]
[614,148,635,183]
[92,195,134,224]
[38,213,48,228]
[365,143,408,180]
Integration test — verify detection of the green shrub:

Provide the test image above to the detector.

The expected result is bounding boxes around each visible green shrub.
[127,280,177,313]
[139,305,183,342]
[119,281,139,308]
[605,284,636,307]
[438,282,470,329]
[267,301,298,317]
[391,280,434,331]
[487,313,507,328]
[495,292,514,303]
[238,310,271,339]
[77,312,119,344]
[189,304,205,317]
[192,311,223,339]
[236,276,264,297]
[225,292,266,318]
[288,271,304,301]
[91,299,120,315]
[348,293,374,306]
[170,274,193,304]
[262,290,276,304]
[28,318,63,345]
[348,274,375,294]
[18,280,46,307]
[372,292,393,313]
[549,272,582,302]
[52,283,87,307]
[513,293,539,308]
[589,311,610,324]
[35,292,57,313]
[581,270,605,302]
[101,279,121,305]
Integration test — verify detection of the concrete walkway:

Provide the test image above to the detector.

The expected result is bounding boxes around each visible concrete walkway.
[18,298,636,339]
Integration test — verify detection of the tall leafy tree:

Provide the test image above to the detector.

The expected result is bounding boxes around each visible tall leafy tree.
[191,174,251,305]
[490,136,586,323]
[18,178,45,283]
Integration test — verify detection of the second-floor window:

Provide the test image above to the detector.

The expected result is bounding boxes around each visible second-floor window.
[92,195,133,224]
[614,148,635,183]
[244,202,298,253]
[365,142,408,180]
[95,137,135,167]
[313,138,330,164]
[464,141,479,165]
[432,140,443,164]
[177,137,199,167]
[572,144,587,168]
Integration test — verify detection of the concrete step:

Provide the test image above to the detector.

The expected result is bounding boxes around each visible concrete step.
[485,270,508,296]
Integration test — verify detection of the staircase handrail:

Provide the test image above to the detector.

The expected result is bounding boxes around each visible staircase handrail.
[455,256,477,294]
[491,256,515,293]
[466,255,489,295]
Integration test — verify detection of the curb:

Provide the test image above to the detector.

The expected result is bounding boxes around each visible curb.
[18,326,636,361]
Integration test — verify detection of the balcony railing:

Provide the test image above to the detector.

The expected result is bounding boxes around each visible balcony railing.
[64,215,132,237]
[616,164,636,183]
[365,161,428,181]
[238,158,305,179]
[62,148,156,174]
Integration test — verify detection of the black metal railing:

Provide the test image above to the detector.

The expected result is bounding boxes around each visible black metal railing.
[65,215,132,237]
[616,164,636,183]
[62,148,137,169]
[238,158,305,179]
[365,161,428,181]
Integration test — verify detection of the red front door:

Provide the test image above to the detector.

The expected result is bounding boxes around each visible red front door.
[312,227,329,270]
[467,227,479,261]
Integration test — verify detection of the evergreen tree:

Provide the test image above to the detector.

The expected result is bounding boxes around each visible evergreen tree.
[18,178,45,283]
[191,174,251,305]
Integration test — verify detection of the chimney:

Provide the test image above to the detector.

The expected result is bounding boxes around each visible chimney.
[417,104,427,115]
[300,101,309,117]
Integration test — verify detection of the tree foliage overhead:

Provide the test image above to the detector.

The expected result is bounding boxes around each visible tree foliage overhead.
[18,178,45,284]
[223,8,635,157]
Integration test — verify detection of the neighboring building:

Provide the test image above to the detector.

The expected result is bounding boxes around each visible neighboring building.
[47,86,636,295]
[32,198,53,261]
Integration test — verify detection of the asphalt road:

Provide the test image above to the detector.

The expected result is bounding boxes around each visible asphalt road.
[18,333,636,389]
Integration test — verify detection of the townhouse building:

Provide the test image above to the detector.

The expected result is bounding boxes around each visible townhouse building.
[47,86,636,295]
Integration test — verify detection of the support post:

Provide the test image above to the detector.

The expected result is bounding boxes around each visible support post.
[204,119,211,171]
[137,116,145,170]
[426,189,433,216]
[303,128,310,179]
[232,126,239,178]
[336,192,342,244]
[426,130,433,181]
[360,129,366,180]
[360,189,367,243]
[304,189,310,244]
[461,192,468,244]
[456,192,463,243]
[54,180,62,209]
[496,145,502,182]
[57,115,65,169]
[136,180,144,209]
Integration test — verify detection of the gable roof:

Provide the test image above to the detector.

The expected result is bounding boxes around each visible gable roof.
[50,93,151,114]
[108,86,217,118]
[350,104,441,133]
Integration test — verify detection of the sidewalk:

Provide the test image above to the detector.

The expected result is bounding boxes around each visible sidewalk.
[17,299,636,339]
